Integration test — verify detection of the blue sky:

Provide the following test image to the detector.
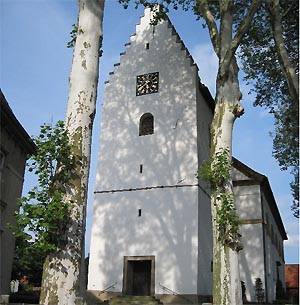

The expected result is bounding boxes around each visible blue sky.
[1,0,298,264]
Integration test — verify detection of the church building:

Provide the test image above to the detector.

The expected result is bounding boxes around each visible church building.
[88,8,287,304]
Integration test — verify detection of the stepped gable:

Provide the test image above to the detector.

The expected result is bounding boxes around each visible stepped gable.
[104,7,215,110]
[105,8,199,83]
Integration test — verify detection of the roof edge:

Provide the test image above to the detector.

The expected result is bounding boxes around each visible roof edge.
[0,89,36,155]
[233,157,287,240]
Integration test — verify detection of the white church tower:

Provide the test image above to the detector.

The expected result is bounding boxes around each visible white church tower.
[88,7,287,304]
[88,7,215,304]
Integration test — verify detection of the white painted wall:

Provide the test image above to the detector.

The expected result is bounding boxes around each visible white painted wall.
[261,192,286,302]
[233,167,286,303]
[89,188,199,294]
[88,8,213,296]
[233,183,265,302]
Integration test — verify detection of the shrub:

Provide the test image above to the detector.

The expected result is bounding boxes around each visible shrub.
[254,277,265,303]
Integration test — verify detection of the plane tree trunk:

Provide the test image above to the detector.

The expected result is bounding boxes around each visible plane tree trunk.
[40,1,104,304]
[211,57,244,305]
[196,1,262,304]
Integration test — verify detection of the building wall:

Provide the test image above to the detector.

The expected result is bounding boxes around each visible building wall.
[0,91,35,299]
[89,188,199,294]
[94,13,199,192]
[88,8,213,296]
[196,81,213,296]
[0,127,28,295]
[234,183,265,302]
[232,164,287,303]
[262,191,286,302]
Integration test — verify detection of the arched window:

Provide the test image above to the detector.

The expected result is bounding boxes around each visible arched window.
[139,113,154,136]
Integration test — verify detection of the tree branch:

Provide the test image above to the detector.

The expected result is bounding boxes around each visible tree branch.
[196,0,220,57]
[282,2,293,18]
[219,0,234,59]
[219,0,262,78]
[266,0,299,104]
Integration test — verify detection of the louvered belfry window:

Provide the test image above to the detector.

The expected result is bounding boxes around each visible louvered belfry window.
[139,113,154,136]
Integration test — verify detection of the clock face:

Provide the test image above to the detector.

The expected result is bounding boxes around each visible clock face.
[136,72,159,96]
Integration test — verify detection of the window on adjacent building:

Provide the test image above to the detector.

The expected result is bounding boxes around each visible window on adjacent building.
[139,113,154,136]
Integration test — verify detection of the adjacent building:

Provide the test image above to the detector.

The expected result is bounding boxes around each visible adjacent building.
[232,158,287,302]
[88,8,287,304]
[0,90,36,300]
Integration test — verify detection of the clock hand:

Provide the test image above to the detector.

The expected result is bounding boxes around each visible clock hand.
[139,80,150,90]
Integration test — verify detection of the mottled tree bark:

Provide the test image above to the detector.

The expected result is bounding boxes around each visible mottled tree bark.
[197,1,262,304]
[40,1,104,304]
[211,58,244,305]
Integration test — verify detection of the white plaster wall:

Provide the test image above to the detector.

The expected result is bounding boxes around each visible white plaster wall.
[231,167,251,181]
[96,10,199,192]
[234,184,262,219]
[233,168,286,302]
[89,188,199,294]
[261,192,286,302]
[239,223,265,302]
[88,8,213,296]
[234,184,265,302]
[197,189,213,295]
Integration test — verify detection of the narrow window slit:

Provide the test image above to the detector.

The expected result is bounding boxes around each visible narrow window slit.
[138,209,142,217]
[140,164,143,173]
[145,42,150,49]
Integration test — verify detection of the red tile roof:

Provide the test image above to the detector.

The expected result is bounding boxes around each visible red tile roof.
[285,264,299,289]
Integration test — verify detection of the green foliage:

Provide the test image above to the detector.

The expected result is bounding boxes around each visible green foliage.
[238,0,299,217]
[119,0,257,33]
[198,148,232,190]
[14,120,73,254]
[67,23,103,58]
[67,24,78,49]
[9,290,40,304]
[214,192,239,244]
[11,234,45,286]
[198,149,240,248]
[273,101,299,218]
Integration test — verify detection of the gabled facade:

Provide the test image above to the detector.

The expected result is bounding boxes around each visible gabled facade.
[0,90,36,300]
[88,8,287,304]
[232,158,287,303]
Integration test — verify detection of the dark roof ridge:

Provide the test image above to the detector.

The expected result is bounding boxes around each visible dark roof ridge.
[0,89,36,155]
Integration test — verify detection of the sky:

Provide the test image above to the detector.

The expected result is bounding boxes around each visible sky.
[1,0,298,264]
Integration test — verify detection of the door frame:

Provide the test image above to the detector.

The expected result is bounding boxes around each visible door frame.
[123,256,155,296]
